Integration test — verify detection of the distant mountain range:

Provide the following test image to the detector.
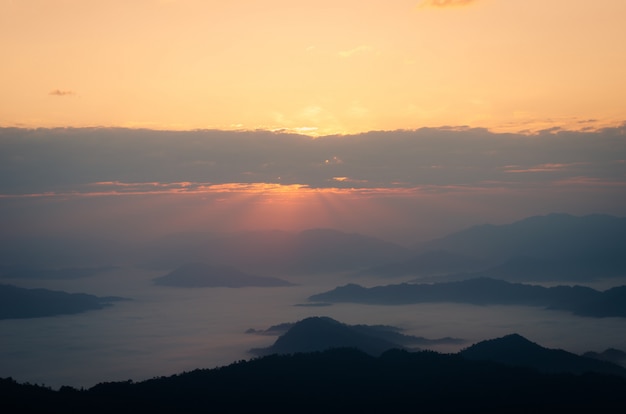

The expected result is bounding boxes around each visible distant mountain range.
[357,213,626,282]
[0,284,126,320]
[2,213,624,283]
[141,213,626,281]
[354,250,485,278]
[309,277,626,317]
[249,316,464,356]
[422,213,626,282]
[153,262,292,288]
[420,213,626,260]
[140,228,412,276]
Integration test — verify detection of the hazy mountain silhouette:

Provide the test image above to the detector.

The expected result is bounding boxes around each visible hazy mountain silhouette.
[279,229,411,273]
[421,213,626,259]
[583,348,626,367]
[461,334,626,377]
[153,262,292,288]
[0,229,411,278]
[356,250,486,279]
[139,228,411,275]
[0,236,129,268]
[309,277,626,317]
[0,284,126,320]
[0,265,117,280]
[246,319,448,340]
[5,213,623,283]
[5,346,626,413]
[415,213,626,282]
[438,253,626,283]
[349,213,626,282]
[249,316,463,356]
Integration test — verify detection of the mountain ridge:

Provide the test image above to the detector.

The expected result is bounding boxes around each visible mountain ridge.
[461,333,626,377]
[4,342,626,413]
[351,213,626,282]
[153,262,292,288]
[0,284,126,320]
[309,277,626,317]
[249,316,463,356]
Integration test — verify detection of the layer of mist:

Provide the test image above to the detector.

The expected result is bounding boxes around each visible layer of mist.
[1,213,626,389]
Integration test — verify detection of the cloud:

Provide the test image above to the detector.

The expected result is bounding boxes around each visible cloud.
[420,0,478,8]
[338,45,372,58]
[324,156,343,165]
[49,89,76,97]
[0,125,625,244]
[0,125,624,197]
[503,162,589,174]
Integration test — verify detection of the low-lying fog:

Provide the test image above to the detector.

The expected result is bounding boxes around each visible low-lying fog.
[3,267,626,390]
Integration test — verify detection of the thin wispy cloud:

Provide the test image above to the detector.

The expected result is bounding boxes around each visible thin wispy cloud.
[420,0,478,8]
[338,45,372,58]
[49,89,76,97]
[503,162,589,174]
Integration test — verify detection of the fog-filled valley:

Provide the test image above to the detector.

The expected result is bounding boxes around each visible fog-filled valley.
[2,213,626,393]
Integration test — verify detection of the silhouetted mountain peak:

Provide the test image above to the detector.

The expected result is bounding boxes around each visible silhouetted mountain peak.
[462,333,543,357]
[250,317,463,357]
[251,316,400,356]
[461,333,626,376]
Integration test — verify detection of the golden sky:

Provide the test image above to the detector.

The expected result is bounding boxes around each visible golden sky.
[2,0,626,135]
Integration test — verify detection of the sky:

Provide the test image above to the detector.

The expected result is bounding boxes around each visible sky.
[2,0,626,135]
[1,0,626,244]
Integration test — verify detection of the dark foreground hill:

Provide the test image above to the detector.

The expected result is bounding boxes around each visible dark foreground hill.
[3,347,626,414]
[253,318,625,377]
[461,334,626,377]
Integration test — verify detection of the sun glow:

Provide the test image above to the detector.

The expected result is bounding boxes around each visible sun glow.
[0,180,429,240]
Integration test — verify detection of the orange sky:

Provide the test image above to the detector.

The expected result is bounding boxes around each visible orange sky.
[2,0,626,135]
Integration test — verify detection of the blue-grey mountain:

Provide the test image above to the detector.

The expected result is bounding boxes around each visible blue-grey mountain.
[309,278,626,317]
[153,262,292,288]
[0,284,126,320]
[414,213,626,282]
